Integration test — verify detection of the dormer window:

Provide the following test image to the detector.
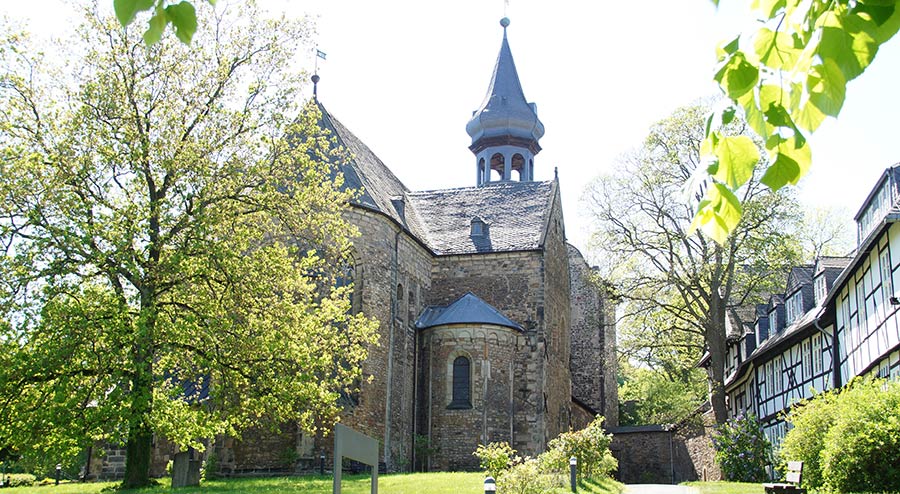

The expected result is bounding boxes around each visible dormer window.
[471,217,486,236]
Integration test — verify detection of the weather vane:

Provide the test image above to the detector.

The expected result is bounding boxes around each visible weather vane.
[312,45,327,99]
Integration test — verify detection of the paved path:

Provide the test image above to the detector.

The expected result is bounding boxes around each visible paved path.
[624,484,699,494]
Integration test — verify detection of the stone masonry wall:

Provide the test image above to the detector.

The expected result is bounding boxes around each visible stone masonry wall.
[421,324,521,471]
[328,207,433,471]
[610,427,675,484]
[540,189,573,442]
[429,250,544,457]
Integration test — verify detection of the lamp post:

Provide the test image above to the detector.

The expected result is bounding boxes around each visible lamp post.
[319,449,326,475]
[55,464,62,486]
[569,457,577,492]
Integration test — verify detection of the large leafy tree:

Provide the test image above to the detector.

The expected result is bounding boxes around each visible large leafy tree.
[695,0,900,242]
[0,4,377,487]
[585,104,802,424]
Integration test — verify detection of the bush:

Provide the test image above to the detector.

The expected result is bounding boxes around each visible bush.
[473,442,516,479]
[473,417,617,493]
[496,456,566,494]
[543,417,617,478]
[712,412,771,482]
[779,388,839,489]
[781,377,900,493]
[819,378,900,493]
[4,473,36,487]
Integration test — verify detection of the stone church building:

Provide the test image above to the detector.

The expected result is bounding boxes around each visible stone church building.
[98,19,617,479]
[299,18,620,472]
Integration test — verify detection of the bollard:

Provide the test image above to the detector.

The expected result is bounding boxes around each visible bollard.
[569,457,577,492]
[319,450,326,475]
[484,476,496,493]
[55,464,62,486]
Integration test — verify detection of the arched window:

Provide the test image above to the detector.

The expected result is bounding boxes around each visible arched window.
[449,356,471,409]
[490,153,505,181]
[511,153,525,181]
[396,283,404,324]
[478,158,487,184]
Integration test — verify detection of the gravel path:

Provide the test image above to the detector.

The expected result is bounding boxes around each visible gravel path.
[623,484,699,494]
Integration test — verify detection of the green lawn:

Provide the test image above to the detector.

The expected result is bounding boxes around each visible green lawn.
[5,473,622,494]
[682,481,765,494]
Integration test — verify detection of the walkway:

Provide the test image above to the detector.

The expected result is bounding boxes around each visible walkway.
[624,485,699,494]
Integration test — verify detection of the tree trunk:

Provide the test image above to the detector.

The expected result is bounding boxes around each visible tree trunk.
[707,287,729,425]
[123,302,156,488]
[123,420,154,488]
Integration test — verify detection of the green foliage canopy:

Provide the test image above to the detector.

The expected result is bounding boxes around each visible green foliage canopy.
[696,0,900,243]
[584,104,803,423]
[0,4,377,487]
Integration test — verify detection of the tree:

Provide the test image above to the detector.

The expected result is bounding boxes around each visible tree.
[617,362,707,426]
[0,4,377,488]
[584,104,802,424]
[694,0,900,243]
[798,206,854,261]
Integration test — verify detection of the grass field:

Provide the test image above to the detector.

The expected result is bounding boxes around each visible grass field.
[5,472,623,494]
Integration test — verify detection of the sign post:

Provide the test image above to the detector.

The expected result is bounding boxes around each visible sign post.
[333,423,378,494]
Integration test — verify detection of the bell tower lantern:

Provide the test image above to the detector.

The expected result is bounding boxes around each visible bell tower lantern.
[466,17,545,186]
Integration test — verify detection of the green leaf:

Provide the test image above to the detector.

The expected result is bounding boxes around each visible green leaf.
[143,11,168,46]
[808,59,847,117]
[760,135,811,189]
[716,36,741,59]
[712,135,759,189]
[722,106,737,125]
[113,0,155,26]
[855,2,900,44]
[752,0,786,18]
[794,99,827,133]
[715,51,759,101]
[818,13,878,81]
[165,2,198,44]
[690,184,743,245]
[754,27,802,70]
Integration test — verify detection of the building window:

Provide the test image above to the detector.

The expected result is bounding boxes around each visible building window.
[786,291,803,324]
[449,356,472,409]
[471,218,486,236]
[814,275,827,305]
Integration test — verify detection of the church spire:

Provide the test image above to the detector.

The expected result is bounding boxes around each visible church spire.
[466,17,544,186]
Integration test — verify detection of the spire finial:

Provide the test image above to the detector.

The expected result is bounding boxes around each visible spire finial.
[500,17,510,29]
[311,74,320,100]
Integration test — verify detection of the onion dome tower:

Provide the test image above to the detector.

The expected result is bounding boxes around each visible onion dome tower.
[466,17,545,186]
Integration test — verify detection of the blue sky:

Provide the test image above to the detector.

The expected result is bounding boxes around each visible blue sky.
[4,0,900,254]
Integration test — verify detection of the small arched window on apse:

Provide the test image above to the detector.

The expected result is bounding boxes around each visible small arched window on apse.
[396,283,404,324]
[490,153,505,181]
[336,256,362,314]
[479,157,487,184]
[511,153,525,181]
[449,356,472,409]
[407,287,416,328]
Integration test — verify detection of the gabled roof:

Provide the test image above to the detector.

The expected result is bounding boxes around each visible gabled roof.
[315,102,431,245]
[785,265,814,294]
[406,181,556,255]
[415,292,523,331]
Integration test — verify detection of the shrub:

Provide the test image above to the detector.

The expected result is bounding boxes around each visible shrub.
[819,378,900,493]
[712,412,771,482]
[496,456,566,494]
[779,388,839,489]
[543,417,617,478]
[5,473,36,487]
[473,442,516,479]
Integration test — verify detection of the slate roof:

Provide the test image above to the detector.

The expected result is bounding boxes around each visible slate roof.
[465,22,544,146]
[415,292,523,331]
[315,102,430,244]
[406,181,556,255]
